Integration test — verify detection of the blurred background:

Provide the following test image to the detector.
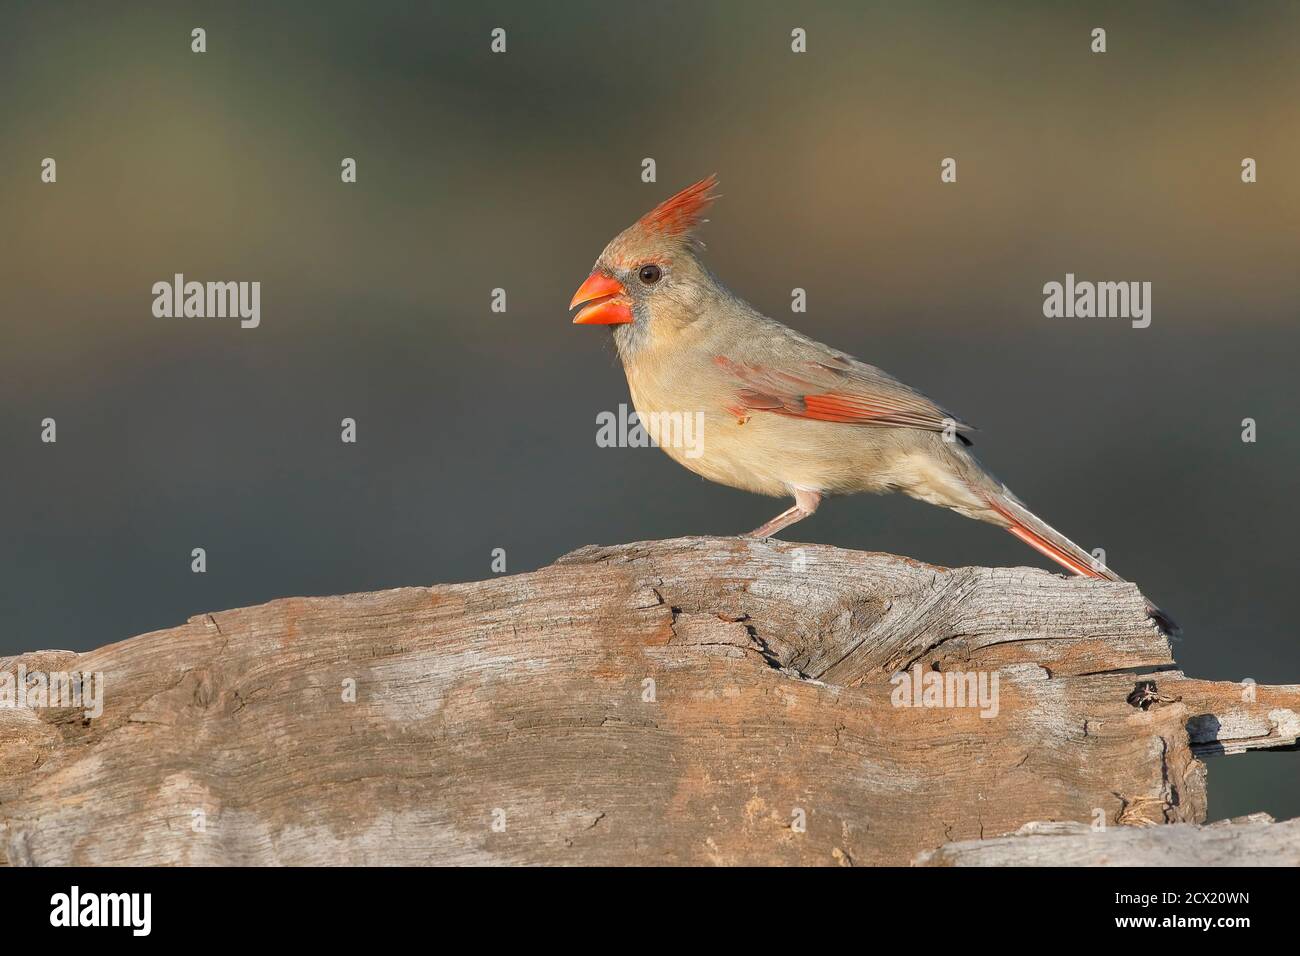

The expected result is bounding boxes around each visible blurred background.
[2,1,1297,819]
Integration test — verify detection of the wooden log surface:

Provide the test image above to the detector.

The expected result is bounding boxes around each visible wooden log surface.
[1,537,1296,865]
[915,814,1300,866]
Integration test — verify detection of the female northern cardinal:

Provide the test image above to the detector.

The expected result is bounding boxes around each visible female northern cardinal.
[571,175,1174,632]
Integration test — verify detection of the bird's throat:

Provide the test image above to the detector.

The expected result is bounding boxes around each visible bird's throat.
[611,310,652,364]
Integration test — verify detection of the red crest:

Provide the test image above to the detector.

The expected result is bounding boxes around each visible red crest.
[636,175,719,239]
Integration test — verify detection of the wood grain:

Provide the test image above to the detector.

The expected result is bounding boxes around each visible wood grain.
[916,814,1300,866]
[1,537,1295,865]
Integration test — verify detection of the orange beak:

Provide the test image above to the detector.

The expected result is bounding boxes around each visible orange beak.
[570,270,633,325]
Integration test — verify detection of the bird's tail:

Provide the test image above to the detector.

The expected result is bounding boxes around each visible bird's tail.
[982,488,1180,636]
[984,490,1119,582]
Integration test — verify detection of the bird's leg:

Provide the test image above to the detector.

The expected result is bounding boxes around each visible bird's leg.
[744,488,821,538]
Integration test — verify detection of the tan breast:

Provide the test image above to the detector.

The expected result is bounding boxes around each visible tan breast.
[623,352,803,498]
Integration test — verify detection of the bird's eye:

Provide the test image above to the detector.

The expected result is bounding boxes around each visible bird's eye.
[638,264,662,285]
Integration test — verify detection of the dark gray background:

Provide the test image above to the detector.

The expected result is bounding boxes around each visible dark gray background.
[2,1,1297,821]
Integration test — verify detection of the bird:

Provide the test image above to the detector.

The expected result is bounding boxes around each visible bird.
[569,175,1175,634]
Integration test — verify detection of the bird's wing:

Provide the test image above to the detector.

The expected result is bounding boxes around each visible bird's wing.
[714,349,975,437]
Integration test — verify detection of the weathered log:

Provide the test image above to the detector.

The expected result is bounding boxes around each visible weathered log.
[915,814,1300,866]
[1,537,1295,865]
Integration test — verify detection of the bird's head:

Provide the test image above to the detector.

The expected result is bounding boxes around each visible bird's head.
[569,175,719,330]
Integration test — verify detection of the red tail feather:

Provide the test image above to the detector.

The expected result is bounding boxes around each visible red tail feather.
[983,491,1116,581]
[1006,524,1103,579]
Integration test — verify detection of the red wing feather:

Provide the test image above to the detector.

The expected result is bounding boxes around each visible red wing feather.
[716,355,973,436]
[802,393,921,425]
